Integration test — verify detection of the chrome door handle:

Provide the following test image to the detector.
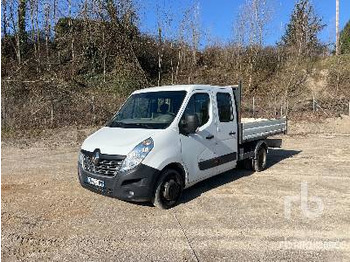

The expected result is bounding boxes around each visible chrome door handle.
[229,131,236,136]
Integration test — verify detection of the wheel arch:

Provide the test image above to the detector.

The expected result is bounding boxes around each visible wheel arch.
[161,162,187,187]
[254,139,268,157]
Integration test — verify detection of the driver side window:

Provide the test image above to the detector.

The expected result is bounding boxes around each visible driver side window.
[182,93,210,127]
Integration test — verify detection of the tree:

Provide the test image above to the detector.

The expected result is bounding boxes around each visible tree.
[17,0,27,64]
[340,20,350,54]
[233,0,273,92]
[2,0,8,37]
[280,0,325,57]
[28,0,38,64]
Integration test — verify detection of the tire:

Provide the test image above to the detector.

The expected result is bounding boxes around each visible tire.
[153,168,183,209]
[253,145,267,172]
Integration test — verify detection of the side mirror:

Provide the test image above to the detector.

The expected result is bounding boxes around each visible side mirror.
[180,114,200,135]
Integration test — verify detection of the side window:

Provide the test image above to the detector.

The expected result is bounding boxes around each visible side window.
[182,93,210,127]
[217,93,233,122]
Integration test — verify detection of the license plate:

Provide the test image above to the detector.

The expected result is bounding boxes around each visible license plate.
[86,176,105,188]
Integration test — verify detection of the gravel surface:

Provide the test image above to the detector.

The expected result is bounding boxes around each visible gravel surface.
[1,134,350,261]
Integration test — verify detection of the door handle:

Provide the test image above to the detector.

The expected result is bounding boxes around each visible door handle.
[206,135,214,139]
[229,131,236,136]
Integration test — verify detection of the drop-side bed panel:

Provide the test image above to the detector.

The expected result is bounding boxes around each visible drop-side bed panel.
[241,117,287,143]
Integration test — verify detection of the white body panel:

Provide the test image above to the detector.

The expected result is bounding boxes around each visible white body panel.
[141,127,183,174]
[82,127,160,155]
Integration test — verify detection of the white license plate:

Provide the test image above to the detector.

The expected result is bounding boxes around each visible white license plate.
[86,176,105,188]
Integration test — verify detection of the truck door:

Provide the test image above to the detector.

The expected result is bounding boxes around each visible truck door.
[179,91,218,184]
[214,90,238,173]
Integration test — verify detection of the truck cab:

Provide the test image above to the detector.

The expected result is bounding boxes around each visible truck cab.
[78,84,286,209]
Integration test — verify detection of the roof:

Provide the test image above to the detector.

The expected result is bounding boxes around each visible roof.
[133,84,238,94]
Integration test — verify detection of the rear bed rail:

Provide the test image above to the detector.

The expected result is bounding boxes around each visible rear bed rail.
[240,118,287,144]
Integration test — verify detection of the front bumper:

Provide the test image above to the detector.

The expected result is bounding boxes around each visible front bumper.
[78,163,160,202]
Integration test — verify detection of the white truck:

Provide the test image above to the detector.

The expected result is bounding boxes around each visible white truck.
[78,84,287,209]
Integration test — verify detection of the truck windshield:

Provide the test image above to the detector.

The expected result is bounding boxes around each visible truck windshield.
[108,91,187,129]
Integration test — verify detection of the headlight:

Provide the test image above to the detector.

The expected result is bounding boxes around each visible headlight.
[78,151,84,164]
[120,138,154,172]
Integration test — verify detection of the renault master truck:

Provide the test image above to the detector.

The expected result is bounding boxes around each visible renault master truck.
[78,84,287,209]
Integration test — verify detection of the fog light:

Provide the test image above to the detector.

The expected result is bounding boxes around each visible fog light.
[128,191,135,198]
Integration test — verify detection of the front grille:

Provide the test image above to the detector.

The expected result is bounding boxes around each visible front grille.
[81,151,125,177]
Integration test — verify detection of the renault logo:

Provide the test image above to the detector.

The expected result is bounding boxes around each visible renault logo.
[92,150,101,165]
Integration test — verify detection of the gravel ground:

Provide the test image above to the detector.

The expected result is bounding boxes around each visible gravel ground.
[1,134,350,261]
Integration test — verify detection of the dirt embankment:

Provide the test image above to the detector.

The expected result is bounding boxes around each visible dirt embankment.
[288,115,350,135]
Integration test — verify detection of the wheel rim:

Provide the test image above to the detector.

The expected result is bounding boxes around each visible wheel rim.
[160,174,181,205]
[163,179,180,200]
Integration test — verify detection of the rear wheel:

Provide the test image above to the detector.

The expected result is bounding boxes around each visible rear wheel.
[253,146,267,172]
[153,168,183,209]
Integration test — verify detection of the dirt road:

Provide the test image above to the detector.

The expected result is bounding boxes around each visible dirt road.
[1,134,350,261]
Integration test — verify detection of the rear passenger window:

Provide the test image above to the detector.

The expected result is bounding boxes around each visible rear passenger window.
[182,93,210,127]
[217,93,233,122]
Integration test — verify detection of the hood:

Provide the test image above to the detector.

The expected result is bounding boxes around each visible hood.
[81,127,160,155]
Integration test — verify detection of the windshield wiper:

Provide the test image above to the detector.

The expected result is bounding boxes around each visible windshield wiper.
[132,123,154,129]
[109,121,154,129]
[109,121,126,128]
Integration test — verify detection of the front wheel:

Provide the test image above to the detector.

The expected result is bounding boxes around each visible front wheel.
[153,168,183,209]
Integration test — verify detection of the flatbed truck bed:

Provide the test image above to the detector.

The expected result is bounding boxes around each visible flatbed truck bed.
[240,117,287,143]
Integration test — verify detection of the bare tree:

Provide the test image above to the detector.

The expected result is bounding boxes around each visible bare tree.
[68,0,75,62]
[155,2,171,86]
[234,0,273,91]
[44,3,51,67]
[175,28,184,84]
[2,0,8,37]
[17,0,27,64]
[29,0,37,59]
[7,1,19,64]
[176,1,201,84]
[235,0,272,47]
[53,0,58,24]
[157,26,163,86]
[35,0,40,64]
[189,1,200,83]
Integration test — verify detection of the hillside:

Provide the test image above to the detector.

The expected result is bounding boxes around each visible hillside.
[1,0,350,136]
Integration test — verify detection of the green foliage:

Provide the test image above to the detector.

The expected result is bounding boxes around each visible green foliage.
[325,55,350,96]
[340,20,350,54]
[280,0,325,57]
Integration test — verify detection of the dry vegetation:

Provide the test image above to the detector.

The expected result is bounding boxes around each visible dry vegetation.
[1,0,350,136]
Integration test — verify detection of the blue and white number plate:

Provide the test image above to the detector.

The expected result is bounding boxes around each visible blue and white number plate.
[86,176,105,188]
